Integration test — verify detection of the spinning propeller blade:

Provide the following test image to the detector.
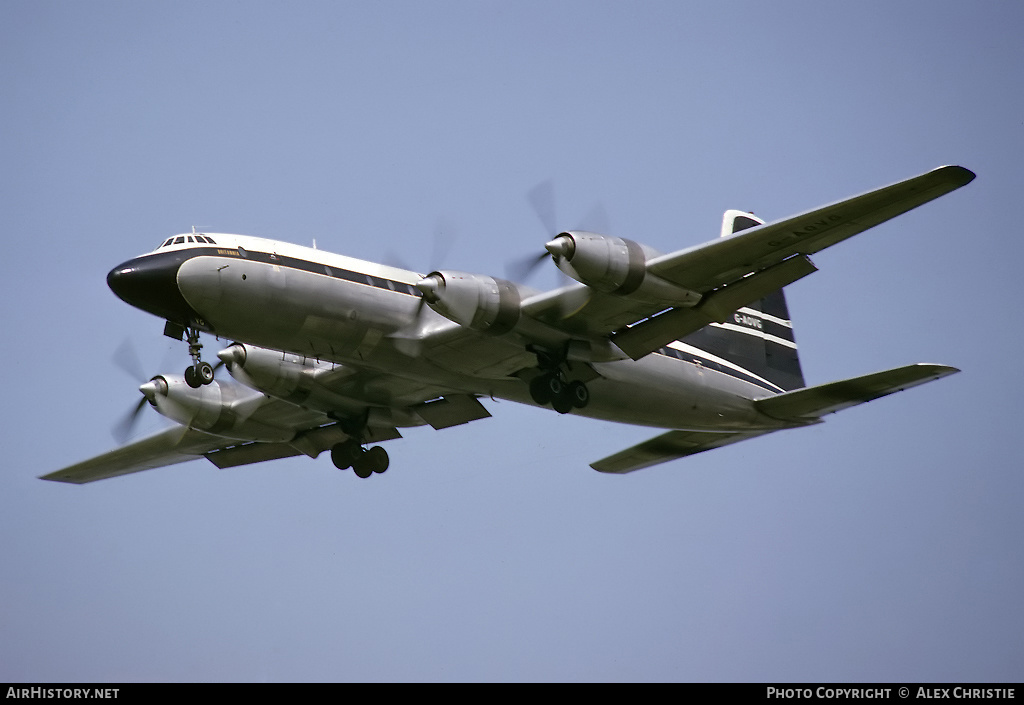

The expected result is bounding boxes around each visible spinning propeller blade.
[112,395,149,444]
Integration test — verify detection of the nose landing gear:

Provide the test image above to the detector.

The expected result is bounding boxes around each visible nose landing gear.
[171,323,215,387]
[184,361,215,388]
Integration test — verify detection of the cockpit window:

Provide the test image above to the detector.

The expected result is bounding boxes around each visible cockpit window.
[157,234,217,248]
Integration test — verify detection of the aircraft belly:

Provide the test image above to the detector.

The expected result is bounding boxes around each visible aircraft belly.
[592,358,767,430]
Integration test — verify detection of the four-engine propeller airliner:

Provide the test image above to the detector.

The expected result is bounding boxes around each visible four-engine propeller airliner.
[43,166,974,483]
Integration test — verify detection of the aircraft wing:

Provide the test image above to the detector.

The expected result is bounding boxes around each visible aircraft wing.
[644,165,974,293]
[42,366,492,484]
[41,419,406,485]
[525,166,975,357]
[41,426,250,484]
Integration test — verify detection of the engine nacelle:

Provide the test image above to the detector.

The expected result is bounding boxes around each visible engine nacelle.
[546,231,701,306]
[139,374,295,442]
[217,343,366,415]
[415,271,521,334]
[218,344,327,398]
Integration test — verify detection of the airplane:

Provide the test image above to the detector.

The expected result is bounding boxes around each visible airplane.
[42,165,974,484]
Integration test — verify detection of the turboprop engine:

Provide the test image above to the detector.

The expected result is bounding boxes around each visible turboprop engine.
[217,343,367,416]
[415,271,522,335]
[218,344,333,399]
[138,374,296,442]
[544,231,701,307]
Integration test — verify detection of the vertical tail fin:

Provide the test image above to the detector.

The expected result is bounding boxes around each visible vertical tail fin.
[677,211,806,393]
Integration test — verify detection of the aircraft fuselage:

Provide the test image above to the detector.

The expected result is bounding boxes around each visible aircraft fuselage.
[108,233,787,433]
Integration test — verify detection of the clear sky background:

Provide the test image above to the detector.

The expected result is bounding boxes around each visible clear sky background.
[2,0,1021,683]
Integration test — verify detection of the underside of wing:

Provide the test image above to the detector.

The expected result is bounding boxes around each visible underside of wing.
[41,427,239,484]
[590,428,776,474]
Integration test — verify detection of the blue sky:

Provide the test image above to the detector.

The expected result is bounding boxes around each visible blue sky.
[2,0,1022,682]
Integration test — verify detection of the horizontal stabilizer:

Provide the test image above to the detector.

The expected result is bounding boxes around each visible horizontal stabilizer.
[590,429,772,474]
[755,363,959,421]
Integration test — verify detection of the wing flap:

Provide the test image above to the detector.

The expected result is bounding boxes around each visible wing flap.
[204,442,302,469]
[612,255,817,360]
[590,429,773,474]
[755,363,960,421]
[414,394,492,430]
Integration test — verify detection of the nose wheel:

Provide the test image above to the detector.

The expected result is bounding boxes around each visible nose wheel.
[182,326,215,388]
[184,361,215,388]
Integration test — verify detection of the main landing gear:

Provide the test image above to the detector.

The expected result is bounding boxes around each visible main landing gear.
[330,440,389,479]
[527,346,590,415]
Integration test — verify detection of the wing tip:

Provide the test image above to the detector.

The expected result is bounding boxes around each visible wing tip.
[38,472,90,485]
[911,362,961,379]
[935,165,976,187]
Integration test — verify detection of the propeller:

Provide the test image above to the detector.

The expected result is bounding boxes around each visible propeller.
[505,180,558,282]
[111,339,152,443]
[113,338,147,384]
[506,180,610,284]
[112,395,149,444]
[388,217,459,357]
[505,250,550,283]
[410,218,459,316]
[527,179,558,236]
[110,339,208,443]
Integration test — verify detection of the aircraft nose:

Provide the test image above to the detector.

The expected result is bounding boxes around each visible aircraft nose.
[107,254,200,325]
